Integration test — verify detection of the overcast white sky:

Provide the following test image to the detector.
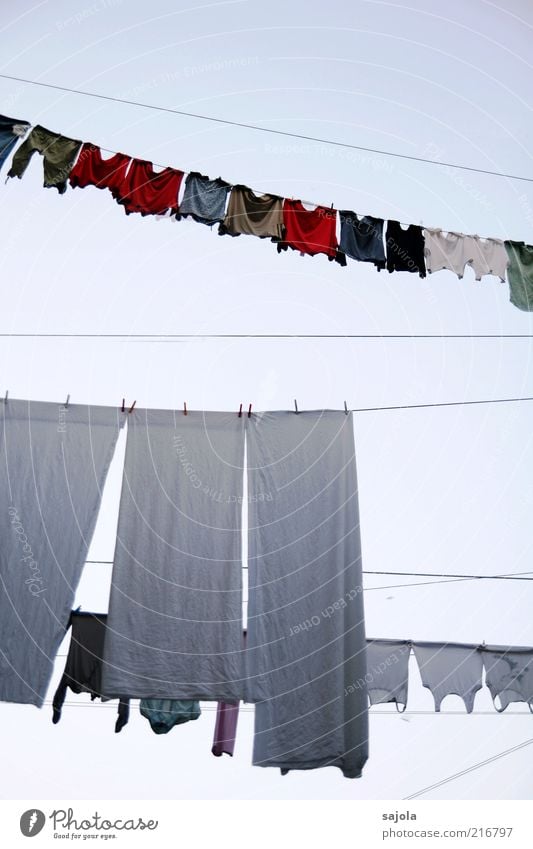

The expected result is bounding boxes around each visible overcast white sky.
[0,0,532,801]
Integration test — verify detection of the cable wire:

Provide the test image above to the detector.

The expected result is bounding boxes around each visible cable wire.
[2,73,533,183]
[0,333,532,339]
[404,737,533,799]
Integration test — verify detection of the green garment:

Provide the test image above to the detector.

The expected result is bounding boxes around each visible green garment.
[140,698,201,734]
[505,240,533,312]
[7,124,81,194]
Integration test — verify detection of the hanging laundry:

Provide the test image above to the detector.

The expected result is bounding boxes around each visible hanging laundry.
[338,211,386,269]
[246,410,368,779]
[467,235,508,282]
[0,114,30,173]
[52,612,129,732]
[0,399,124,706]
[218,185,284,238]
[68,143,131,197]
[7,125,81,194]
[365,639,410,712]
[504,241,533,311]
[114,158,183,216]
[177,171,231,226]
[412,642,483,713]
[212,701,240,757]
[424,229,476,278]
[101,409,246,702]
[482,646,533,712]
[140,699,201,734]
[277,200,345,264]
[385,221,426,277]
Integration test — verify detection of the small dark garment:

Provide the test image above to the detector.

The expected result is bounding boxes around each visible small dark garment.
[7,125,81,194]
[339,211,386,269]
[385,220,426,278]
[0,113,29,172]
[52,612,130,732]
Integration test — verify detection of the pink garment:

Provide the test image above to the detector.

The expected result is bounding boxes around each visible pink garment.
[212,701,240,757]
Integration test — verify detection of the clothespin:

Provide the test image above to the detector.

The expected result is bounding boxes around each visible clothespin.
[4,390,8,404]
[128,400,136,413]
[183,402,187,416]
[238,404,243,418]
[248,404,252,418]
[65,394,70,408]
[294,399,298,414]
[344,400,348,415]
[121,398,125,413]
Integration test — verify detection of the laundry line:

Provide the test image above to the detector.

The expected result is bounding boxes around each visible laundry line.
[34,699,533,717]
[1,332,532,339]
[85,559,533,582]
[2,72,532,184]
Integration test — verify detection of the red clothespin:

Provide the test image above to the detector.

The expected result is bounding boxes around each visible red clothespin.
[128,400,136,413]
[238,404,242,418]
[248,404,252,418]
[183,402,187,416]
[121,398,125,413]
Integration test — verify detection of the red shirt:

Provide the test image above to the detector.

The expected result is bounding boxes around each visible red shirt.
[69,143,131,197]
[115,158,184,216]
[281,200,339,257]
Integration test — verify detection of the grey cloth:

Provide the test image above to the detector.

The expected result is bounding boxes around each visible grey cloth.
[412,642,483,713]
[0,399,124,706]
[365,639,410,711]
[177,171,231,225]
[246,410,368,779]
[339,212,386,269]
[102,409,246,701]
[482,646,533,712]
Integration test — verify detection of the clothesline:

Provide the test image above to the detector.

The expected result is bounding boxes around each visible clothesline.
[35,700,533,717]
[85,560,533,582]
[3,394,533,413]
[1,332,532,339]
[2,73,532,184]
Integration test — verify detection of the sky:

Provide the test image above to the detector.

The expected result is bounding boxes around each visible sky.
[0,0,532,801]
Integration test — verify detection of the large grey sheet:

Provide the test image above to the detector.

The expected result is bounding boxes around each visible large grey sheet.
[102,409,245,701]
[246,410,368,778]
[0,399,123,706]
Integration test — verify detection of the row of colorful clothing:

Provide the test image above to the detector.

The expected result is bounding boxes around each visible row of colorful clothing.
[1,114,532,311]
[53,617,533,747]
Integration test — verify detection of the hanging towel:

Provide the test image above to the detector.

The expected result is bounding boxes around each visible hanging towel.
[482,646,533,712]
[385,220,426,277]
[69,143,131,197]
[140,698,201,734]
[218,185,284,238]
[277,200,345,264]
[52,612,129,732]
[0,399,124,706]
[364,639,410,711]
[7,125,82,194]
[504,241,533,311]
[114,158,183,216]
[177,171,231,226]
[412,642,483,713]
[246,410,368,779]
[0,113,30,173]
[338,212,386,269]
[102,409,246,702]
[212,700,240,756]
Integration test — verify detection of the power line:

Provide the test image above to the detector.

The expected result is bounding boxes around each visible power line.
[2,73,533,183]
[404,737,533,799]
[0,332,532,339]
